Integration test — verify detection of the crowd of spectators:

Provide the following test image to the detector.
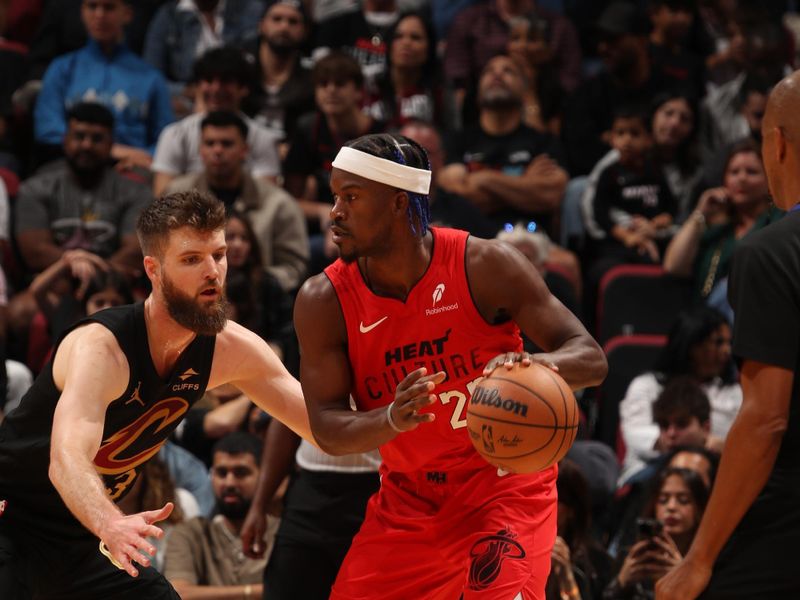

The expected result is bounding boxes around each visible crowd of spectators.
[0,0,796,597]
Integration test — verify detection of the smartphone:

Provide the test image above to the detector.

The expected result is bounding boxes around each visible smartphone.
[636,517,663,539]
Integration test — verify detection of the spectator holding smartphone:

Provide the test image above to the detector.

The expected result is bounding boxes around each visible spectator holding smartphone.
[663,139,781,311]
[603,467,709,599]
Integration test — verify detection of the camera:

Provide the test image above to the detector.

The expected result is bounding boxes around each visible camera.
[636,517,663,539]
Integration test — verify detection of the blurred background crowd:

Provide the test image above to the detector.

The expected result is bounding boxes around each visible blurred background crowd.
[0,0,794,598]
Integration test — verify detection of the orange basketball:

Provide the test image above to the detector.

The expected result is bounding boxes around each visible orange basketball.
[466,363,579,473]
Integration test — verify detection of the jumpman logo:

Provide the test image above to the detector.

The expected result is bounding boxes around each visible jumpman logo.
[125,381,144,406]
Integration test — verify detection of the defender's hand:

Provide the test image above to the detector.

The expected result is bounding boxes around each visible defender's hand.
[99,503,173,577]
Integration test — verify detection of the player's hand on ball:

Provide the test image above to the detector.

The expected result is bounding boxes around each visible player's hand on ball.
[483,352,558,376]
[388,368,446,432]
[99,502,174,577]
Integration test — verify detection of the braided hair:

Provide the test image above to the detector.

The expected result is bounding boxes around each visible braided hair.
[345,134,432,236]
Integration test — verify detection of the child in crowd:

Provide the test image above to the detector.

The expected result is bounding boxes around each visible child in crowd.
[590,105,678,267]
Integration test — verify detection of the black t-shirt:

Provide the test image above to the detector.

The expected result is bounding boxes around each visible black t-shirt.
[314,10,395,85]
[648,42,706,103]
[209,185,241,210]
[728,210,800,469]
[592,159,677,236]
[241,36,315,141]
[364,79,444,130]
[445,123,566,235]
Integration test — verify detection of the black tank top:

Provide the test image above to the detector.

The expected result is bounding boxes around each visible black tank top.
[0,302,215,524]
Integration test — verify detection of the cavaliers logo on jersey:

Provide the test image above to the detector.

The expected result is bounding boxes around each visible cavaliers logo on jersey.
[94,396,189,475]
[467,527,526,591]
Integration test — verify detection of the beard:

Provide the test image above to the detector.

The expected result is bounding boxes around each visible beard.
[66,152,107,182]
[478,89,522,111]
[265,35,299,57]
[162,271,228,335]
[215,490,252,521]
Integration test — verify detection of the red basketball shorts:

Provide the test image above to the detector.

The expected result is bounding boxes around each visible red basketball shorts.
[330,463,557,600]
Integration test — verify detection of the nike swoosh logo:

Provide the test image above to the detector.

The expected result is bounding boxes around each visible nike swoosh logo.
[359,316,389,333]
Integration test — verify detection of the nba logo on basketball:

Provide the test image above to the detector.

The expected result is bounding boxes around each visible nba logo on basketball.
[481,424,495,453]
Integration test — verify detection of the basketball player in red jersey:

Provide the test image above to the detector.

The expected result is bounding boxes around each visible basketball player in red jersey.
[294,133,608,599]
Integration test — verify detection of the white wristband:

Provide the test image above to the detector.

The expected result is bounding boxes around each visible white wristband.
[386,401,403,432]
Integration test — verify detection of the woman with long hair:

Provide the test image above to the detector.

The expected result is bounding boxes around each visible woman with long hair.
[619,306,741,482]
[663,139,782,304]
[225,210,293,362]
[604,467,709,599]
[649,90,702,219]
[363,12,442,129]
[506,13,564,135]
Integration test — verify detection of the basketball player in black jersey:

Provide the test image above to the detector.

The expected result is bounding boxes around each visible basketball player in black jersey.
[0,190,313,599]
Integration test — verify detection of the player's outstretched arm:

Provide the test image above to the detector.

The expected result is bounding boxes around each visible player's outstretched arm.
[467,237,607,389]
[656,360,792,600]
[217,321,316,445]
[293,275,444,455]
[49,324,173,578]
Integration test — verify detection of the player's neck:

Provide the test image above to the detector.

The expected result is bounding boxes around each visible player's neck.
[359,232,431,300]
[143,296,198,378]
[327,109,370,137]
[480,108,521,136]
[260,41,296,83]
[223,515,245,536]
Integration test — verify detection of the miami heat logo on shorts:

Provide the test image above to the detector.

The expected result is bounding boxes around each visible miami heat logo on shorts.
[467,527,527,591]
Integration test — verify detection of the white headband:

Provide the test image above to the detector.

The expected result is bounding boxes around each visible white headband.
[331,146,431,195]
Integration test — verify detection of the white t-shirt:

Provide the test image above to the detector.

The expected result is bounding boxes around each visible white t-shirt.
[152,112,280,179]
[295,440,381,473]
[619,372,742,483]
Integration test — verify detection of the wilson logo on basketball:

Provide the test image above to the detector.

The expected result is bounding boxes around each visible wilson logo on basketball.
[471,387,528,417]
[467,528,527,591]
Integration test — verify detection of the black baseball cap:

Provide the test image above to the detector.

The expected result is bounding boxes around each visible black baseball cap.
[263,0,308,23]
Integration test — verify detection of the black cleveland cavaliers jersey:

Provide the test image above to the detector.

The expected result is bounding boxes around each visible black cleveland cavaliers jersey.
[0,302,214,524]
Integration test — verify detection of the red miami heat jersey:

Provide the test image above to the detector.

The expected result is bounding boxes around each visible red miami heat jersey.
[325,227,523,473]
